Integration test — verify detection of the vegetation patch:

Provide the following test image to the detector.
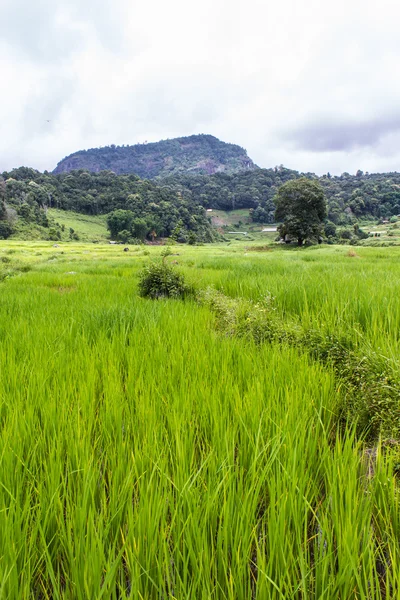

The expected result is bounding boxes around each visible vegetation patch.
[198,287,400,441]
[138,255,192,299]
[245,244,272,252]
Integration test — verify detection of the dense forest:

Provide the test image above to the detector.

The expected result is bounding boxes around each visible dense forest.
[53,135,257,178]
[164,167,400,224]
[0,168,218,243]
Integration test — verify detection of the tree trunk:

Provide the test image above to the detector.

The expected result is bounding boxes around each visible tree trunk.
[297,237,303,246]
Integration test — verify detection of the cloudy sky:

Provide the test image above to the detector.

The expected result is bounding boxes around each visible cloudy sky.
[1,0,400,175]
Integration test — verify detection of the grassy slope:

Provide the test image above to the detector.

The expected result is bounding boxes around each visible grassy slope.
[47,208,109,241]
[0,242,399,598]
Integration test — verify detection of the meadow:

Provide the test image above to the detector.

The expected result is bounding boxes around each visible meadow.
[0,240,399,599]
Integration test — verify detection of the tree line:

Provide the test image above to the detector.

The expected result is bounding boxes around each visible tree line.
[164,167,400,223]
[0,168,218,242]
[1,164,400,241]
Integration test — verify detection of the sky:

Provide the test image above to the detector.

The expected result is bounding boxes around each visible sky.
[1,0,400,176]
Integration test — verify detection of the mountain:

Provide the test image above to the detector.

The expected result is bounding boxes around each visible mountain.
[53,134,258,178]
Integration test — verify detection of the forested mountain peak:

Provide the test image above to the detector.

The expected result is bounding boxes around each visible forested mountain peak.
[53,134,258,178]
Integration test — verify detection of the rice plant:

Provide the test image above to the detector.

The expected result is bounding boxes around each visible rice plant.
[0,241,399,598]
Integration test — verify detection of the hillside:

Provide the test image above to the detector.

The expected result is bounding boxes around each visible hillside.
[53,134,258,178]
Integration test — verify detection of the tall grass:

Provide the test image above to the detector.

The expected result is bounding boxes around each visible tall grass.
[0,242,399,598]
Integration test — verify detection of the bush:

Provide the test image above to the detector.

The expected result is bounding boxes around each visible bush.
[138,261,190,299]
[324,221,337,237]
[0,221,13,239]
[117,229,132,243]
[187,231,197,245]
[48,227,61,241]
[340,229,353,240]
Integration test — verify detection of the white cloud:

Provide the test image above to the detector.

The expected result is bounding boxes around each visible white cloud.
[1,0,400,175]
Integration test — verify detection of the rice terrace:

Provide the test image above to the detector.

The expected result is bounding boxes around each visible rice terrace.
[1,238,400,599]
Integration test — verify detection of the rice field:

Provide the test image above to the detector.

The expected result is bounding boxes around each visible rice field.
[0,241,400,599]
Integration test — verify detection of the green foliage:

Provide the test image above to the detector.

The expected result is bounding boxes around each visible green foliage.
[116,229,131,243]
[106,209,134,238]
[138,260,190,299]
[2,168,217,242]
[165,167,400,224]
[187,231,197,245]
[340,229,353,240]
[131,217,148,241]
[324,221,337,237]
[199,285,400,441]
[48,227,61,241]
[0,201,7,221]
[0,221,13,239]
[5,156,400,244]
[275,178,327,245]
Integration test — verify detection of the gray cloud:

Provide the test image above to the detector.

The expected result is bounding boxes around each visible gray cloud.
[283,115,400,153]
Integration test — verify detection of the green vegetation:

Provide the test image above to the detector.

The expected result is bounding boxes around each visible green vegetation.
[53,134,257,178]
[275,178,327,245]
[1,168,217,243]
[0,241,400,598]
[46,209,109,242]
[138,249,191,299]
[3,141,400,245]
[165,166,400,224]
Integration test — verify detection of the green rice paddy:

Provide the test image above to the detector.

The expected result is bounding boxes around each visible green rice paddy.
[0,241,399,598]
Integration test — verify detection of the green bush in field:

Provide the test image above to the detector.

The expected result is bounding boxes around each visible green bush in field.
[48,227,61,241]
[138,260,190,299]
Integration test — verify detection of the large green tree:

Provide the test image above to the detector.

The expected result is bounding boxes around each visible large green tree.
[106,209,135,238]
[274,178,327,245]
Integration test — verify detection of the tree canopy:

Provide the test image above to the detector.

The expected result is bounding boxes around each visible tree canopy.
[274,178,327,245]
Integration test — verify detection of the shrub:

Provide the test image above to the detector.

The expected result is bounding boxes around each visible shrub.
[138,261,190,299]
[48,227,61,241]
[324,221,337,237]
[340,229,353,240]
[117,229,132,243]
[0,221,13,239]
[187,231,197,245]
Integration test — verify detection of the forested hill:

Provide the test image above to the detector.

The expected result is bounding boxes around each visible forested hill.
[53,135,258,178]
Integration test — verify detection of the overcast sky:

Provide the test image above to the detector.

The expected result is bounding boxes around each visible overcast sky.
[1,0,400,175]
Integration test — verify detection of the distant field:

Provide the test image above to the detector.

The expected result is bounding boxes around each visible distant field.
[209,208,278,241]
[358,219,400,245]
[0,241,399,598]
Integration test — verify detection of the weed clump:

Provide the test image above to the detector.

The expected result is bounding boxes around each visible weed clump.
[199,287,400,442]
[138,260,190,299]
